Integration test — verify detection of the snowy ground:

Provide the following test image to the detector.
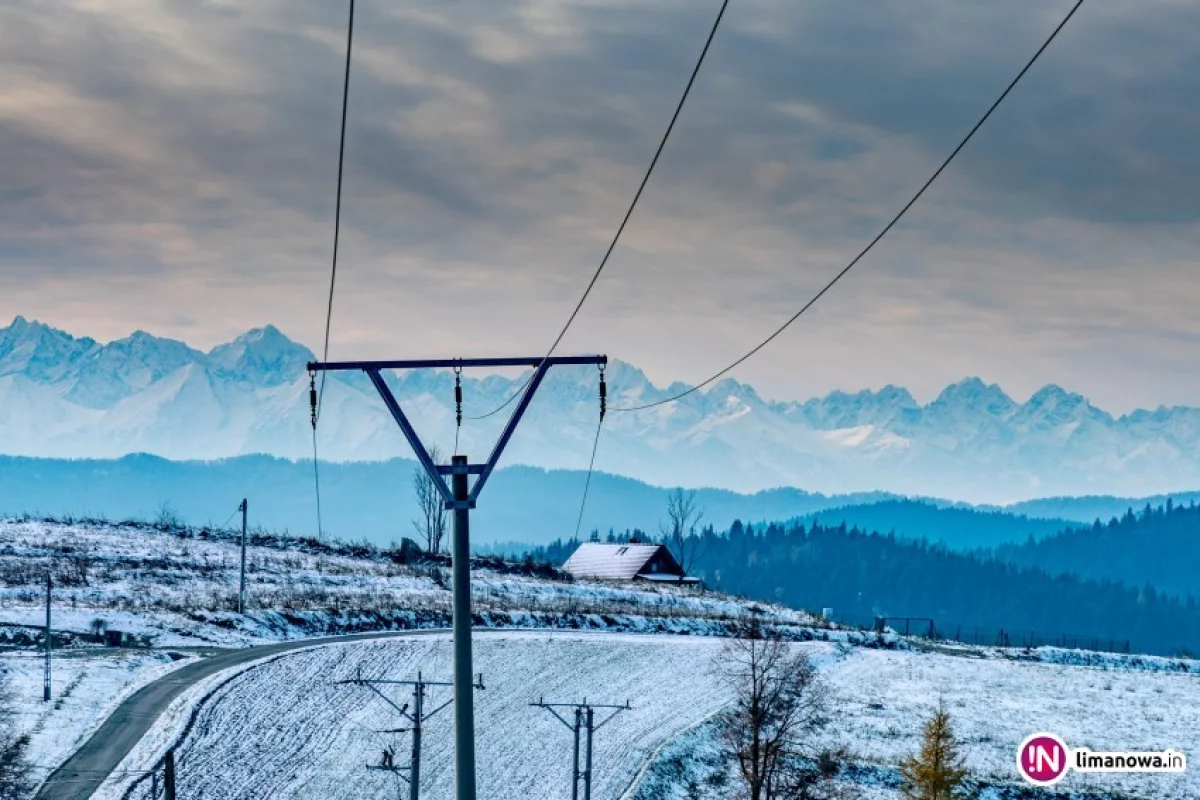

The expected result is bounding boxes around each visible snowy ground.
[0,518,817,648]
[2,648,197,791]
[8,519,1198,799]
[639,646,1200,800]
[88,634,1200,800]
[99,633,767,800]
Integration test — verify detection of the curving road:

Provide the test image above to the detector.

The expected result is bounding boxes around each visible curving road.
[34,630,449,800]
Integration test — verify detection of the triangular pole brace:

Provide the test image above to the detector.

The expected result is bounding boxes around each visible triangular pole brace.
[307,355,607,508]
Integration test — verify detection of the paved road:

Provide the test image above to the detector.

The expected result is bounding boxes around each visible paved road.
[34,630,448,800]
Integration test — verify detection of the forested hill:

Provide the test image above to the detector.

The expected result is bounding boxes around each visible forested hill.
[795,499,1073,550]
[521,520,1200,657]
[990,501,1200,600]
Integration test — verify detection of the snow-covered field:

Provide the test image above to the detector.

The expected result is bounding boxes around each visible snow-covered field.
[87,634,1200,800]
[99,633,763,800]
[640,646,1200,799]
[0,518,816,648]
[2,648,196,791]
[7,519,1199,799]
[1,518,827,795]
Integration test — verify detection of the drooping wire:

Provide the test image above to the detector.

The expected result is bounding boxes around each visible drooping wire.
[573,365,607,541]
[464,0,731,422]
[612,0,1086,413]
[310,0,355,541]
[316,0,356,419]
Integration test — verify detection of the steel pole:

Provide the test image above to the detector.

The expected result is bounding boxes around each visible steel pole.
[410,680,423,800]
[451,455,476,800]
[239,499,248,614]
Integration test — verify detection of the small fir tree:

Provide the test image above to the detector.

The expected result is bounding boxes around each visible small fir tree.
[899,704,970,800]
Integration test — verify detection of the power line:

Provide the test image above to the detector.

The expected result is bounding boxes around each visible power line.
[572,418,604,541]
[310,0,355,541]
[465,0,731,422]
[613,0,1085,413]
[318,0,356,417]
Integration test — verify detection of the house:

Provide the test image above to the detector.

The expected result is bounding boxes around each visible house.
[562,542,699,584]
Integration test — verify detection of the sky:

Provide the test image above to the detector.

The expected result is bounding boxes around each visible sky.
[2,0,1199,413]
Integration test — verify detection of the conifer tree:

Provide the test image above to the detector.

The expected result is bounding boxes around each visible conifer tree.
[899,704,970,800]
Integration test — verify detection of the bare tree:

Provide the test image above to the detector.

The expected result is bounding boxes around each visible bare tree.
[712,621,832,800]
[412,445,448,555]
[660,487,705,581]
[60,535,93,586]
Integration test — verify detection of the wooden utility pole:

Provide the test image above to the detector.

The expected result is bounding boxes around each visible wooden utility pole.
[238,498,248,614]
[531,697,631,799]
[337,668,482,800]
[43,573,52,702]
[164,748,177,800]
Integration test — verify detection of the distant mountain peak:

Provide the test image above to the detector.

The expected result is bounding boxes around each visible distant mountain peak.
[208,325,314,386]
[4,318,1200,503]
[934,377,1015,412]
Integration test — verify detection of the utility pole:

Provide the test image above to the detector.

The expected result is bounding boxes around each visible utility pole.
[337,667,484,800]
[449,454,474,798]
[43,572,51,702]
[164,748,177,800]
[309,353,606,800]
[238,498,248,614]
[531,697,631,799]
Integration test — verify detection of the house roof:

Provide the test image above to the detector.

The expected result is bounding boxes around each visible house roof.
[562,542,670,580]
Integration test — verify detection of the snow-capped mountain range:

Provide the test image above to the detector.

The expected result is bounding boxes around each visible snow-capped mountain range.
[2,316,1199,503]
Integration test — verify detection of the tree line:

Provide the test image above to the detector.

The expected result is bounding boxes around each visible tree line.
[524,507,1200,656]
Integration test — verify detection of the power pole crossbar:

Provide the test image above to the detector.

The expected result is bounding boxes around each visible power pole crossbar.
[338,670,484,800]
[531,698,632,799]
[310,353,605,800]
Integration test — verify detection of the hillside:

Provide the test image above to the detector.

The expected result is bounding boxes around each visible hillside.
[0,518,816,649]
[0,454,895,548]
[6,317,1200,502]
[95,636,1200,800]
[683,519,1200,656]
[992,501,1200,600]
[794,498,1074,550]
[8,518,1200,800]
[1005,492,1200,523]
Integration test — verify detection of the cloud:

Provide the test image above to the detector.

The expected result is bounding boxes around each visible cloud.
[1,0,1199,415]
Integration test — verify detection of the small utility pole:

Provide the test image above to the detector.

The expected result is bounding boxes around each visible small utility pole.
[309,352,606,800]
[584,706,595,800]
[43,573,52,702]
[164,748,177,800]
[238,498,248,614]
[337,668,484,800]
[531,697,631,799]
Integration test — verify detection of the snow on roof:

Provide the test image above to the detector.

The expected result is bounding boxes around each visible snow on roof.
[562,542,669,580]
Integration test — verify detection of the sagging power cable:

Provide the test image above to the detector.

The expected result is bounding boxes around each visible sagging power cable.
[465,0,731,422]
[612,0,1086,413]
[572,364,607,540]
[310,0,355,540]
